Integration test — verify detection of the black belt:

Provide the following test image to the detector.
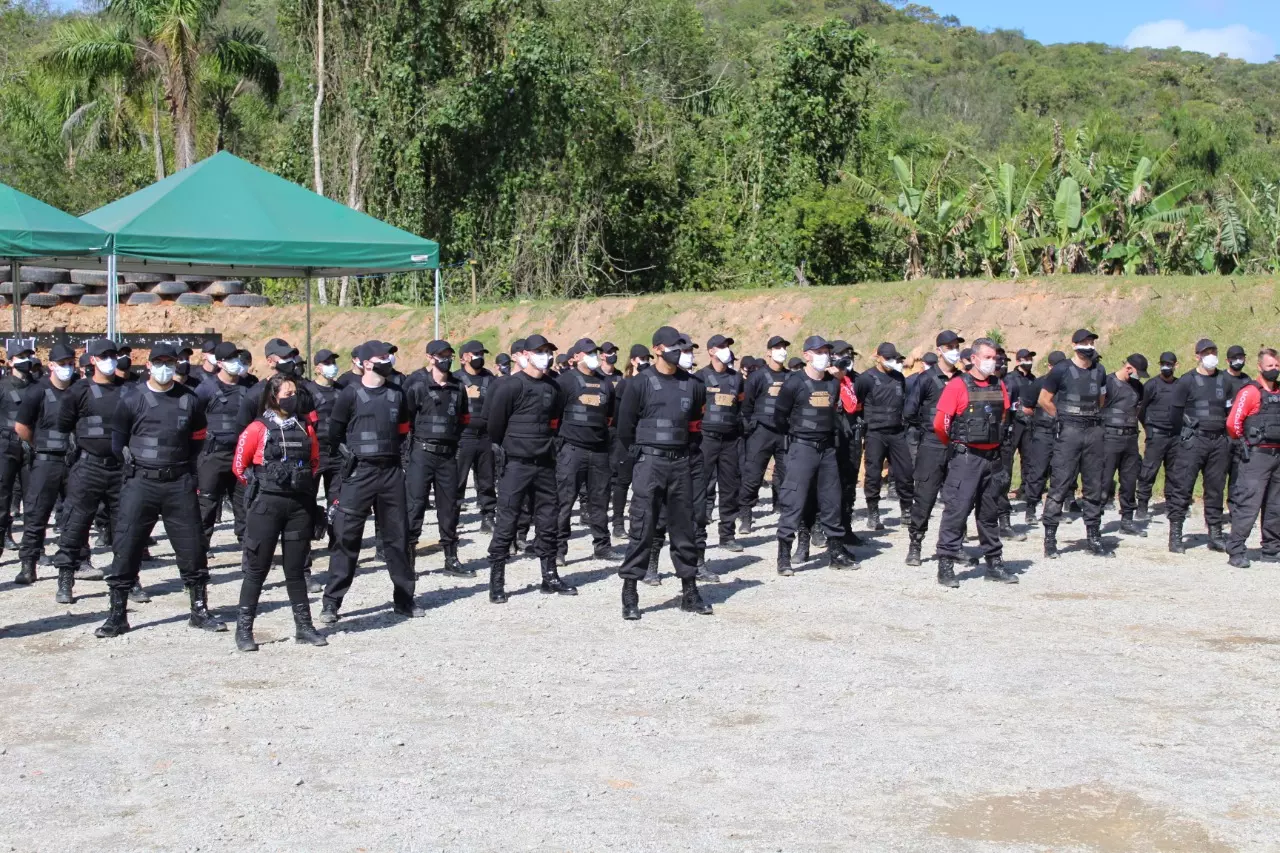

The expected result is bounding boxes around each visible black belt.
[137,465,188,481]
[868,425,905,434]
[791,437,832,451]
[414,439,457,455]
[505,452,553,464]
[1060,417,1101,427]
[1194,429,1226,438]
[1145,426,1175,437]
[637,446,689,459]
[952,444,1001,459]
[564,440,609,453]
[702,430,741,440]
[33,451,67,462]
[80,453,121,468]
[353,456,401,468]
[1104,426,1139,436]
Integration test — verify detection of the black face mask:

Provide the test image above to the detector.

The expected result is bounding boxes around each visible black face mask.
[637,362,651,372]
[660,349,682,366]
[279,396,299,416]
[12,359,32,375]
[1230,359,1246,371]
[1075,347,1096,361]
[605,354,618,366]
[371,361,395,378]
[434,358,453,374]
[176,361,191,376]
[116,356,132,373]
[1160,365,1174,377]
[469,356,484,370]
[275,359,299,377]
[498,363,510,376]
[1262,369,1280,383]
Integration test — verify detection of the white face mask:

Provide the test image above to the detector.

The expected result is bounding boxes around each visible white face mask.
[885,359,903,373]
[715,348,734,365]
[582,353,600,370]
[1201,354,1219,370]
[388,354,397,367]
[770,348,788,364]
[678,352,694,370]
[516,354,529,369]
[810,353,830,370]
[203,354,217,369]
[150,363,175,384]
[320,363,339,380]
[95,357,117,377]
[53,364,75,382]
[977,358,997,377]
[221,359,244,376]
[942,349,961,365]
[530,352,552,371]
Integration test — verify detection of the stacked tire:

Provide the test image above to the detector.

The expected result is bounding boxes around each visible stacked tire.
[0,268,272,309]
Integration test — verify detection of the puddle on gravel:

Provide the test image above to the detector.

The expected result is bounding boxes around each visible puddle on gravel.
[933,785,1234,852]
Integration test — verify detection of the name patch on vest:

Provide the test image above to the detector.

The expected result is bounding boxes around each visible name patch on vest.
[466,385,481,399]
[578,393,602,407]
[808,392,831,407]
[767,386,781,397]
[715,393,736,407]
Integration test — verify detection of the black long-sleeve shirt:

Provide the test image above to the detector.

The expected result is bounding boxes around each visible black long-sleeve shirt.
[486,371,566,457]
[1140,374,1180,430]
[615,367,706,450]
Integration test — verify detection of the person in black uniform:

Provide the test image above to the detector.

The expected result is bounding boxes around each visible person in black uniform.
[13,341,77,585]
[300,348,341,592]
[50,339,134,604]
[855,342,915,530]
[1004,348,1037,511]
[194,341,251,545]
[195,339,220,385]
[1018,351,1065,523]
[1166,338,1231,554]
[773,336,857,575]
[697,334,745,554]
[320,340,423,622]
[1039,329,1111,558]
[335,347,364,389]
[609,344,651,538]
[1136,351,1180,520]
[902,331,964,566]
[236,338,314,430]
[829,341,863,539]
[405,339,470,576]
[553,338,615,564]
[739,335,791,532]
[455,340,497,533]
[931,337,1018,587]
[904,352,936,466]
[484,334,575,602]
[0,342,35,555]
[1101,354,1149,536]
[615,327,711,620]
[1224,344,1252,506]
[96,343,223,638]
[1224,347,1280,567]
[231,373,327,651]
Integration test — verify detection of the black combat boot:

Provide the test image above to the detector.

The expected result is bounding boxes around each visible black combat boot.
[539,556,578,595]
[1085,524,1114,557]
[1043,524,1060,559]
[845,529,865,546]
[828,542,858,570]
[621,578,641,620]
[1228,552,1251,569]
[810,525,827,548]
[13,559,36,585]
[776,539,793,576]
[480,513,495,535]
[129,580,151,603]
[936,556,959,588]
[1119,514,1146,537]
[1024,503,1038,526]
[1207,523,1226,553]
[187,583,226,631]
[695,558,720,584]
[795,526,811,562]
[593,542,619,560]
[905,533,923,567]
[304,569,323,594]
[999,514,1027,542]
[1168,520,1186,554]
[76,561,103,580]
[739,510,753,535]
[442,545,473,577]
[643,547,662,586]
[555,548,567,567]
[55,568,74,604]
[392,590,426,617]
[1135,500,1150,522]
[94,523,111,549]
[293,603,328,646]
[679,576,713,615]
[720,534,744,553]
[319,600,340,623]
[985,555,1018,583]
[235,605,259,652]
[94,587,130,638]
[489,560,509,603]
[611,519,626,540]
[867,503,885,531]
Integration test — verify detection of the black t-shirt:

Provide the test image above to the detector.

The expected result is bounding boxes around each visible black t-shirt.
[16,378,73,447]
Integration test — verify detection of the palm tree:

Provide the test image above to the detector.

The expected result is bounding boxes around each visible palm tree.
[202,26,280,152]
[44,0,279,172]
[967,155,1053,279]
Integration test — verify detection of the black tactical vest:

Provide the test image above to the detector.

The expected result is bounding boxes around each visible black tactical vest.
[919,367,950,430]
[76,382,122,444]
[1244,382,1280,446]
[1183,371,1229,432]
[792,374,836,435]
[701,368,742,433]
[257,416,316,495]
[507,380,558,440]
[348,386,403,457]
[563,371,610,432]
[636,372,692,446]
[863,369,905,430]
[34,385,71,453]
[756,370,787,429]
[131,387,194,465]
[0,378,27,434]
[458,370,491,424]
[206,380,248,445]
[1142,379,1178,430]
[1102,376,1140,430]
[307,381,338,444]
[413,379,464,443]
[1054,362,1104,420]
[950,375,1006,445]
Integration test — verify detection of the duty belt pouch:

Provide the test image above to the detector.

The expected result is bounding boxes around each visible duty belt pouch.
[1180,416,1199,442]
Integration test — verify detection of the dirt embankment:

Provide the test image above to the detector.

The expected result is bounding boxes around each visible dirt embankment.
[2,277,1272,367]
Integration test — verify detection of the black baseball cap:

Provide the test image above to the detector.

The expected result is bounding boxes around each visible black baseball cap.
[5,341,33,359]
[149,342,180,361]
[652,326,682,348]
[1159,351,1178,365]
[569,337,599,357]
[524,334,556,351]
[1227,345,1246,359]
[830,340,854,356]
[936,330,964,347]
[1126,353,1149,378]
[876,342,903,360]
[86,339,117,358]
[959,347,973,362]
[630,344,651,359]
[766,335,790,349]
[1047,350,1067,366]
[510,339,527,354]
[48,342,75,363]
[803,335,831,352]
[381,342,398,354]
[78,352,91,367]
[426,340,453,356]
[1016,348,1036,360]
[461,340,487,355]
[201,339,218,354]
[356,340,393,361]
[555,353,570,365]
[786,357,804,370]
[741,356,758,369]
[922,352,939,366]
[264,337,298,359]
[313,348,337,364]
[707,334,734,349]
[1195,338,1217,354]
[599,341,619,354]
[214,341,240,361]
[495,352,512,366]
[1072,329,1098,344]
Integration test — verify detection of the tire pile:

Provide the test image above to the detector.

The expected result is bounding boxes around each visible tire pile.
[0,265,271,309]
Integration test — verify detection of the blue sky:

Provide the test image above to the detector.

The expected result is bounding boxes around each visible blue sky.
[926,0,1278,62]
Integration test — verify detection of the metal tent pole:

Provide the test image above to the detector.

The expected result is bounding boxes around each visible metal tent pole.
[305,274,312,371]
[9,258,21,338]
[433,268,440,339]
[106,254,118,341]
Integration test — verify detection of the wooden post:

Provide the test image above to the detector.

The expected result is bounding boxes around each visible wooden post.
[470,260,477,305]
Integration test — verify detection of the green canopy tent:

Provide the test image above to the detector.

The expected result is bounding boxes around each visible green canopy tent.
[79,151,440,360]
[0,181,112,337]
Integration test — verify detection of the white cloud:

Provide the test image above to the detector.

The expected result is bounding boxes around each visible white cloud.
[1123,19,1275,63]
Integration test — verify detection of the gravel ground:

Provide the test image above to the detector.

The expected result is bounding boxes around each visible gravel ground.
[0,499,1277,852]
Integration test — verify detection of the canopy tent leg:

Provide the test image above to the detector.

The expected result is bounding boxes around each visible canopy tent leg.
[433,268,440,339]
[305,275,312,372]
[106,254,118,341]
[9,258,21,338]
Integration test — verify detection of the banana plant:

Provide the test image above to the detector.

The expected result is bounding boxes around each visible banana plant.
[1232,177,1280,273]
[966,154,1053,278]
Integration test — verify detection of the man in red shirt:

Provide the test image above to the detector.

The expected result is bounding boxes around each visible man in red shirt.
[931,337,1018,587]
[1224,347,1280,568]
